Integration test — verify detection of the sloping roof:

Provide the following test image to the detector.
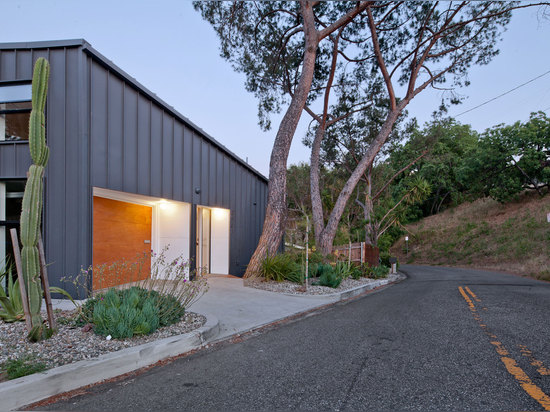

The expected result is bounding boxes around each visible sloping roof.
[0,39,268,182]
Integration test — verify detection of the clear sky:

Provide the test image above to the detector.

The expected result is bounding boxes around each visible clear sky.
[1,1,549,176]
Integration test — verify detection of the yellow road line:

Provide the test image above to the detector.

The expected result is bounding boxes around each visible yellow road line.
[458,286,550,410]
[465,286,481,302]
[519,345,550,376]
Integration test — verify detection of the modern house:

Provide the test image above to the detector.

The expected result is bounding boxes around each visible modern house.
[0,39,268,294]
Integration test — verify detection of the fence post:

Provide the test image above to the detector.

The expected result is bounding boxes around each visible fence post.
[360,242,364,264]
[305,215,309,292]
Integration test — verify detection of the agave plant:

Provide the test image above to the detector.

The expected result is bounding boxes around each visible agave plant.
[0,261,24,322]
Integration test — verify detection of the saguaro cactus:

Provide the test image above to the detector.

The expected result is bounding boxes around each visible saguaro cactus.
[20,58,51,341]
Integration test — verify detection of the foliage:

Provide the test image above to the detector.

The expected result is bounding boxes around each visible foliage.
[462,112,550,202]
[380,252,398,269]
[1,355,47,380]
[313,268,342,289]
[260,253,300,282]
[91,287,169,339]
[63,247,208,325]
[20,58,52,341]
[371,265,389,279]
[0,261,24,322]
[388,118,479,216]
[395,191,550,280]
[333,261,353,280]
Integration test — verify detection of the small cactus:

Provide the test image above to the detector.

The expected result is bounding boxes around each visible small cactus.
[19,58,51,341]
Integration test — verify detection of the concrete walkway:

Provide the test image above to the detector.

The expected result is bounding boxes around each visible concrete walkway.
[189,276,340,341]
[4,274,400,410]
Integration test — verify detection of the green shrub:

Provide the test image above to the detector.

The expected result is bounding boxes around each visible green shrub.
[1,355,47,379]
[314,269,342,288]
[370,265,389,279]
[350,265,363,280]
[310,264,343,288]
[92,288,159,339]
[333,261,353,280]
[0,261,24,322]
[260,254,300,282]
[314,263,334,279]
[85,287,186,339]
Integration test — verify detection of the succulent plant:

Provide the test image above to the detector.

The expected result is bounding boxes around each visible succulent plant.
[19,58,51,341]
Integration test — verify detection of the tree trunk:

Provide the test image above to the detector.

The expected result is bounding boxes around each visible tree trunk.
[244,1,319,278]
[363,166,376,246]
[310,125,326,245]
[317,109,401,255]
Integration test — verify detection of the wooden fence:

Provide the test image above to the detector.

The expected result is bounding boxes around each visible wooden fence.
[332,242,380,266]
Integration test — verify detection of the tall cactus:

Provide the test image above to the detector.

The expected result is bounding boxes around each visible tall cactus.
[20,58,51,341]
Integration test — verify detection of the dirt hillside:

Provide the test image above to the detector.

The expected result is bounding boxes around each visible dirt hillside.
[391,192,550,280]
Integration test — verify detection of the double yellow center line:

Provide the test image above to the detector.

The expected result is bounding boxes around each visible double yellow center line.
[458,286,550,410]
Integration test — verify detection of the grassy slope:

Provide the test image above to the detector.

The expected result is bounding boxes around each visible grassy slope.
[391,191,550,280]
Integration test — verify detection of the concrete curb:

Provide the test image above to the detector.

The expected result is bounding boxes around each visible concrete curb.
[279,273,406,300]
[209,274,407,344]
[0,315,220,411]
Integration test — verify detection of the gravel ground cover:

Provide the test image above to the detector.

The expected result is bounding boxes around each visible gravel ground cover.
[246,273,400,295]
[0,310,206,375]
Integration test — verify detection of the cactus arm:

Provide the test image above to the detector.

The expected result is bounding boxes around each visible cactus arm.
[19,57,51,340]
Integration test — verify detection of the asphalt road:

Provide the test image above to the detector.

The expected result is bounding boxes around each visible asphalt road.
[40,265,550,411]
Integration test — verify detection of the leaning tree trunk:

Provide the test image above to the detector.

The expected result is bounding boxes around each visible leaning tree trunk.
[310,125,326,245]
[316,109,401,255]
[244,1,319,278]
[363,166,376,246]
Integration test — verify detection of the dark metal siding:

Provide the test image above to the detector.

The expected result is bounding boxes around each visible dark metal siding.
[0,46,90,295]
[0,41,267,286]
[85,56,266,276]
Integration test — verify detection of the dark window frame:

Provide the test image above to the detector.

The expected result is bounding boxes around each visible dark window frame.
[0,81,32,144]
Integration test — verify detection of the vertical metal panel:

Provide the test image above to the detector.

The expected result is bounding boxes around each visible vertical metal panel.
[15,50,32,79]
[183,126,193,202]
[216,151,223,207]
[209,146,216,206]
[235,164,242,270]
[45,48,67,285]
[0,50,15,79]
[137,94,151,195]
[79,49,92,297]
[192,132,201,204]
[0,146,15,175]
[122,85,138,194]
[63,48,83,285]
[223,155,230,207]
[90,61,108,188]
[201,141,209,205]
[107,73,123,191]
[15,145,31,175]
[173,121,183,201]
[150,105,162,198]
[229,161,237,274]
[161,114,174,198]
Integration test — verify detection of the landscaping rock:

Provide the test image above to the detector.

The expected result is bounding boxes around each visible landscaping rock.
[0,310,205,372]
[246,274,401,296]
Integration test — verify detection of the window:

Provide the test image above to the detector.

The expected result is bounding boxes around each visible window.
[0,180,25,272]
[0,84,32,142]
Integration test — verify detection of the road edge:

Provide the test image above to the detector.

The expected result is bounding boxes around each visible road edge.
[0,316,220,411]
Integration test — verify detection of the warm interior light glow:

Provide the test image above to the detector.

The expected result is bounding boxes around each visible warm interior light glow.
[159,200,168,210]
[212,207,228,220]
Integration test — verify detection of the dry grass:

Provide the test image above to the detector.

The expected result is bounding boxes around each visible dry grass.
[391,191,550,280]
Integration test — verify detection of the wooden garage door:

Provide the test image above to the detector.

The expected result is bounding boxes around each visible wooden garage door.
[92,196,152,290]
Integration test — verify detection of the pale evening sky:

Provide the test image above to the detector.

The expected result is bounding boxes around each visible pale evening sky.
[1,1,549,176]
